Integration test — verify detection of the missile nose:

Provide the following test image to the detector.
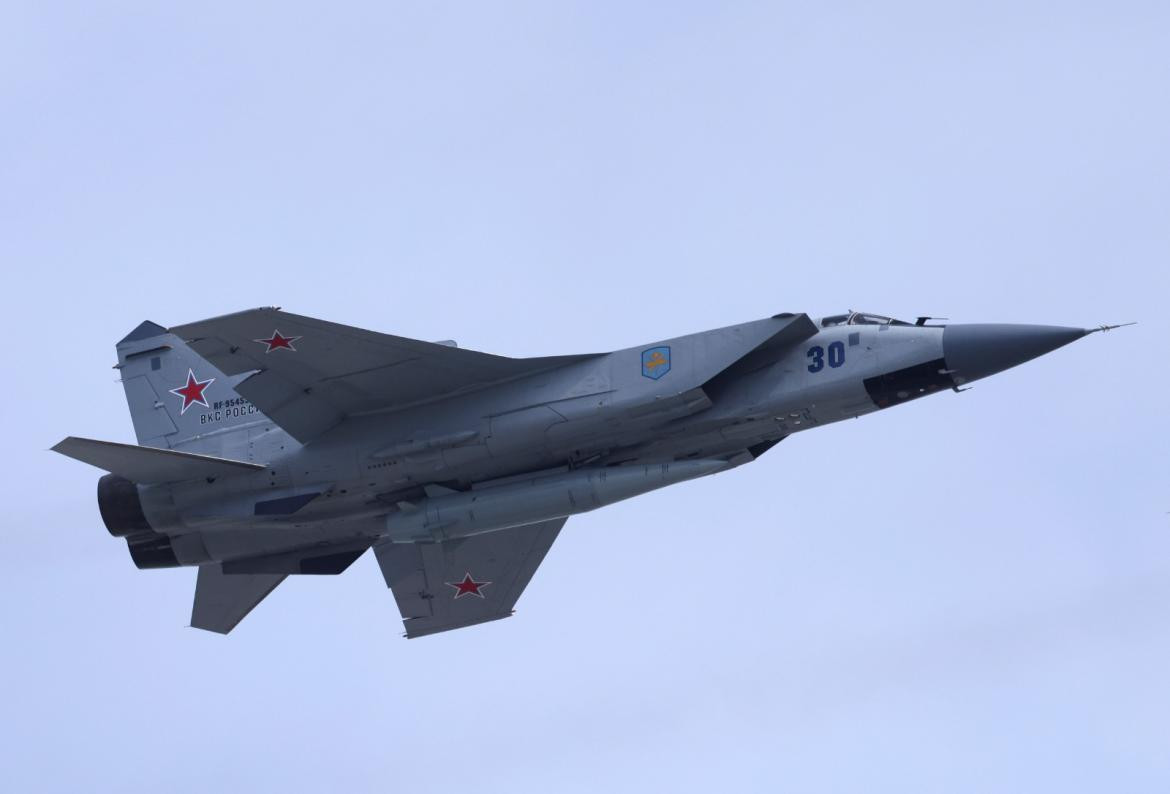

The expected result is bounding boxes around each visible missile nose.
[942,323,1090,385]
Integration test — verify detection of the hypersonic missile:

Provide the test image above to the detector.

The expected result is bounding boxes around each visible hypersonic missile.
[385,459,729,542]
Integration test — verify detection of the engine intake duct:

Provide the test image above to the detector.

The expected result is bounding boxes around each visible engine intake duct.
[864,358,956,409]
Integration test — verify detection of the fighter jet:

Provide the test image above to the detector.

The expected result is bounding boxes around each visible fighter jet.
[53,308,1122,637]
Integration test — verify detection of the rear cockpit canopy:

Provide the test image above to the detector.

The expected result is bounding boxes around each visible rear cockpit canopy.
[821,311,913,328]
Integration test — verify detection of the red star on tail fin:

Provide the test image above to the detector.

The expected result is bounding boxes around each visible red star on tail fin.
[169,369,215,415]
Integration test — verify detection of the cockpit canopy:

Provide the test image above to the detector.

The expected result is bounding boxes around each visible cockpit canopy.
[820,311,914,328]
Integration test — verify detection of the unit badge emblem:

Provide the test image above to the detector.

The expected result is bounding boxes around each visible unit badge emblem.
[641,346,671,379]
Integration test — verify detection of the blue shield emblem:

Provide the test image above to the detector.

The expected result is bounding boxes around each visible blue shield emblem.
[641,346,671,380]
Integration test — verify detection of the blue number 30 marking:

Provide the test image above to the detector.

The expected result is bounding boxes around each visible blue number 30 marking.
[807,346,824,372]
[807,342,846,372]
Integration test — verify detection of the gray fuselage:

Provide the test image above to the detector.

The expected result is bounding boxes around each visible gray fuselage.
[127,313,1087,568]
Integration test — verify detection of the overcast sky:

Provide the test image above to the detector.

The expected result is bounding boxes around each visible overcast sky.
[2,2,1168,791]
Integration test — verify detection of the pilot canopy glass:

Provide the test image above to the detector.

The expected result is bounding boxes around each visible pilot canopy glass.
[821,311,912,327]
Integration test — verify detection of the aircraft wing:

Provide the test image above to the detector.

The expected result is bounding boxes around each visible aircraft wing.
[374,518,566,638]
[169,308,596,443]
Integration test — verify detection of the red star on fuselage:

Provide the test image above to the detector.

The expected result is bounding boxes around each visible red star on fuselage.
[254,329,301,353]
[447,573,492,599]
[169,369,215,415]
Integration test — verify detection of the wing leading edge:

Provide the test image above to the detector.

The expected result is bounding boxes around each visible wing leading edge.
[169,308,597,443]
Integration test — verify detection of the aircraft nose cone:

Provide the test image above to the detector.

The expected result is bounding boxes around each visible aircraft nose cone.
[943,324,1089,385]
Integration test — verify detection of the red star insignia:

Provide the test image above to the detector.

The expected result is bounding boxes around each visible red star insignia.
[447,572,492,599]
[254,329,301,353]
[169,369,214,415]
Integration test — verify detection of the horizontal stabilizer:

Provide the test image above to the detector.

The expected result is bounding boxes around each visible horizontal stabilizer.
[191,565,286,634]
[52,436,265,483]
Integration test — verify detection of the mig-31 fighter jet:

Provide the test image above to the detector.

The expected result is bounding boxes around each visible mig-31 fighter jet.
[53,308,1121,637]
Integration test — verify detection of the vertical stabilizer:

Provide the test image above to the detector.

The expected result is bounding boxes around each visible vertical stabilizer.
[115,321,271,454]
[190,565,286,634]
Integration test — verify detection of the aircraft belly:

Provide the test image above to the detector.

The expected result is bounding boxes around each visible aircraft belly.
[385,460,729,542]
[441,441,493,469]
[486,405,565,457]
[289,447,360,488]
[197,523,370,563]
[719,419,787,444]
[170,532,213,565]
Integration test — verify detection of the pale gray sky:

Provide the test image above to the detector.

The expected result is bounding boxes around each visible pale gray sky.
[2,2,1168,791]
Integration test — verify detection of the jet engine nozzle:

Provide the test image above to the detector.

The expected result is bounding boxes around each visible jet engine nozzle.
[97,474,179,569]
[97,474,152,538]
[942,324,1089,386]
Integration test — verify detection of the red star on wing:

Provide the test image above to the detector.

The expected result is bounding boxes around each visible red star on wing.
[447,572,492,599]
[254,329,301,353]
[169,369,215,415]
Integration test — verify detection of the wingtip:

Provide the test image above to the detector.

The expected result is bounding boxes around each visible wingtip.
[49,436,78,455]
